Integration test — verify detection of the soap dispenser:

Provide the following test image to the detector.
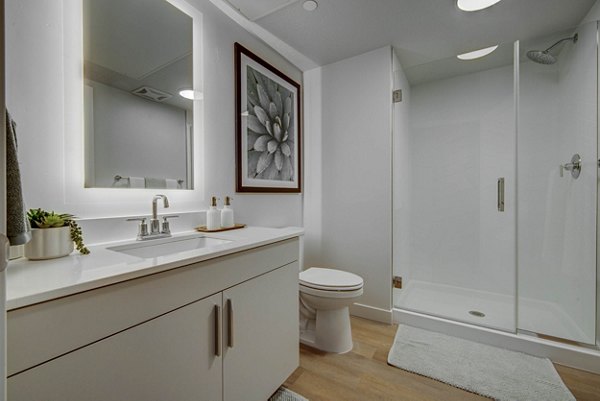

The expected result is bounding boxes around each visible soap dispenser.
[206,196,220,230]
[221,196,234,228]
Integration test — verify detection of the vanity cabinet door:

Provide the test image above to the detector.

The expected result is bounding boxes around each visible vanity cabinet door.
[8,293,223,401]
[222,262,299,401]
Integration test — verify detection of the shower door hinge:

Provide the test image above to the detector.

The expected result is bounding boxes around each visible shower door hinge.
[392,89,402,103]
[393,276,402,289]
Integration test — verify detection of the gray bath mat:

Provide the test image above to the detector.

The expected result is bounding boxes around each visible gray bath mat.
[388,325,575,401]
[269,387,308,401]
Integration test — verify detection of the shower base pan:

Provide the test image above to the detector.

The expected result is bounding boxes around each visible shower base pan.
[394,280,588,342]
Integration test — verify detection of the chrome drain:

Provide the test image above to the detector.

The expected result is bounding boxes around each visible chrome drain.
[468,310,485,317]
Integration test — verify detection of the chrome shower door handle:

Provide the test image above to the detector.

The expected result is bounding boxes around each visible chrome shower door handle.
[497,178,505,212]
[560,154,581,178]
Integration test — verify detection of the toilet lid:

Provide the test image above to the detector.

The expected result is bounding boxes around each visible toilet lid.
[299,267,363,291]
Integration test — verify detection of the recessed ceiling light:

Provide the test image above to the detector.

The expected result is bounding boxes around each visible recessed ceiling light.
[457,0,502,12]
[302,0,318,11]
[179,89,203,100]
[457,45,499,60]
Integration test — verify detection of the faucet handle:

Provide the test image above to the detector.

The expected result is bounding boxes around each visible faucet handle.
[161,215,179,235]
[127,218,148,239]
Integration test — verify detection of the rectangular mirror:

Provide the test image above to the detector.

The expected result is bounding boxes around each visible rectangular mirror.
[83,0,194,189]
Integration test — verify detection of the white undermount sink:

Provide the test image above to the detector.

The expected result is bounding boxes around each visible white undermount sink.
[107,234,232,258]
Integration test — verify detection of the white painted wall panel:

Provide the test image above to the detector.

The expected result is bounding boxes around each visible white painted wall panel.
[302,68,322,269]
[316,46,392,315]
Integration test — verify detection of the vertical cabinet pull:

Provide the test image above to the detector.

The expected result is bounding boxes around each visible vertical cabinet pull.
[227,299,234,348]
[214,304,221,357]
[497,177,505,212]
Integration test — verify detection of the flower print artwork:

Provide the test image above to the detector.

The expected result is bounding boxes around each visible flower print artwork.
[235,43,301,193]
[246,66,295,181]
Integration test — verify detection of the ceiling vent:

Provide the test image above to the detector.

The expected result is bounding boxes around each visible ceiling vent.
[131,86,172,102]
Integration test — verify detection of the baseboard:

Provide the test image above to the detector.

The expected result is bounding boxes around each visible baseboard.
[350,303,393,324]
[394,308,600,374]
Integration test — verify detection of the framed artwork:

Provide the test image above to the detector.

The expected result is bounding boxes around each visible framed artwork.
[235,42,302,193]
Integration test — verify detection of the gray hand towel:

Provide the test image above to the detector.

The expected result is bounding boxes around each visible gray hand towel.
[6,110,31,245]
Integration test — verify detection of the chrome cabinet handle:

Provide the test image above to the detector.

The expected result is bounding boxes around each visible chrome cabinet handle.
[227,299,234,348]
[214,304,221,357]
[497,178,505,212]
[560,154,581,178]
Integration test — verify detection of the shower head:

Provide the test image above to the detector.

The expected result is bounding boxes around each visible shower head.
[526,50,557,65]
[526,33,578,65]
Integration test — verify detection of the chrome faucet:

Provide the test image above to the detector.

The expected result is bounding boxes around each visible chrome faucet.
[127,194,178,241]
[150,194,169,234]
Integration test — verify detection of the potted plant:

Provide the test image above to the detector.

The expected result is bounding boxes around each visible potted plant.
[24,208,90,260]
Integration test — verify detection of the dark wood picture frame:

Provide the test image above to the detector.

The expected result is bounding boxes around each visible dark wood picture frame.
[235,42,302,193]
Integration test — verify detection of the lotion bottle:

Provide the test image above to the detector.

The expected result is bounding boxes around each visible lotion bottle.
[221,196,234,228]
[206,196,220,230]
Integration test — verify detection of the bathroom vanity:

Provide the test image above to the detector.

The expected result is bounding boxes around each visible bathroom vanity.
[5,227,302,401]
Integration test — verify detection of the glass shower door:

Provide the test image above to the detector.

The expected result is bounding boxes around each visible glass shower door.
[518,22,597,344]
[393,42,517,332]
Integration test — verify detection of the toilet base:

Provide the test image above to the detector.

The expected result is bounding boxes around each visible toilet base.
[299,307,353,354]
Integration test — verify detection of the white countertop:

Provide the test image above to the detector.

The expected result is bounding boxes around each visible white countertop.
[6,226,303,311]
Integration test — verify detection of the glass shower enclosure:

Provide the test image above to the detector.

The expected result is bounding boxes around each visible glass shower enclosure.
[393,21,598,345]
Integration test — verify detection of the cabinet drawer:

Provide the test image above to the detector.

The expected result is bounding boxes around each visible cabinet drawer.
[8,238,299,376]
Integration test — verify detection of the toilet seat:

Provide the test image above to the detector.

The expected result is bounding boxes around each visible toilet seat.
[299,267,364,291]
[299,284,363,299]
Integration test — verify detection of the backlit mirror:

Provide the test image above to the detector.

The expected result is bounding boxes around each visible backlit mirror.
[83,0,194,189]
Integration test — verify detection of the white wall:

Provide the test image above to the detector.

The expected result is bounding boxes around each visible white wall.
[403,63,516,297]
[86,81,188,188]
[302,68,322,270]
[305,46,393,321]
[5,0,303,240]
[581,0,600,24]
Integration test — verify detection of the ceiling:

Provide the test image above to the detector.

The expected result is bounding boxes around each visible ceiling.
[226,0,596,70]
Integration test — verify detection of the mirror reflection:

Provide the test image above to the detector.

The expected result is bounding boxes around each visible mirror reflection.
[83,0,194,189]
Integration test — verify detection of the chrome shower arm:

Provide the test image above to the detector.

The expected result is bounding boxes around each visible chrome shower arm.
[544,33,578,53]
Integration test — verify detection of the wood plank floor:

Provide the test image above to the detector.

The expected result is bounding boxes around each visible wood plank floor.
[284,317,600,401]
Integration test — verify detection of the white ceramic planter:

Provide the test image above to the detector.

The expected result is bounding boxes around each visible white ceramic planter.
[24,227,74,260]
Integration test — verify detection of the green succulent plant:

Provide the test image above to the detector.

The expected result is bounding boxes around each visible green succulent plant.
[246,65,294,181]
[27,208,90,255]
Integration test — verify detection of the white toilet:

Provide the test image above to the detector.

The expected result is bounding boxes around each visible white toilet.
[299,267,364,353]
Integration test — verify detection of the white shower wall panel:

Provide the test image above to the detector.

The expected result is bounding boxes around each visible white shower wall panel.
[518,22,597,344]
[408,64,516,299]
